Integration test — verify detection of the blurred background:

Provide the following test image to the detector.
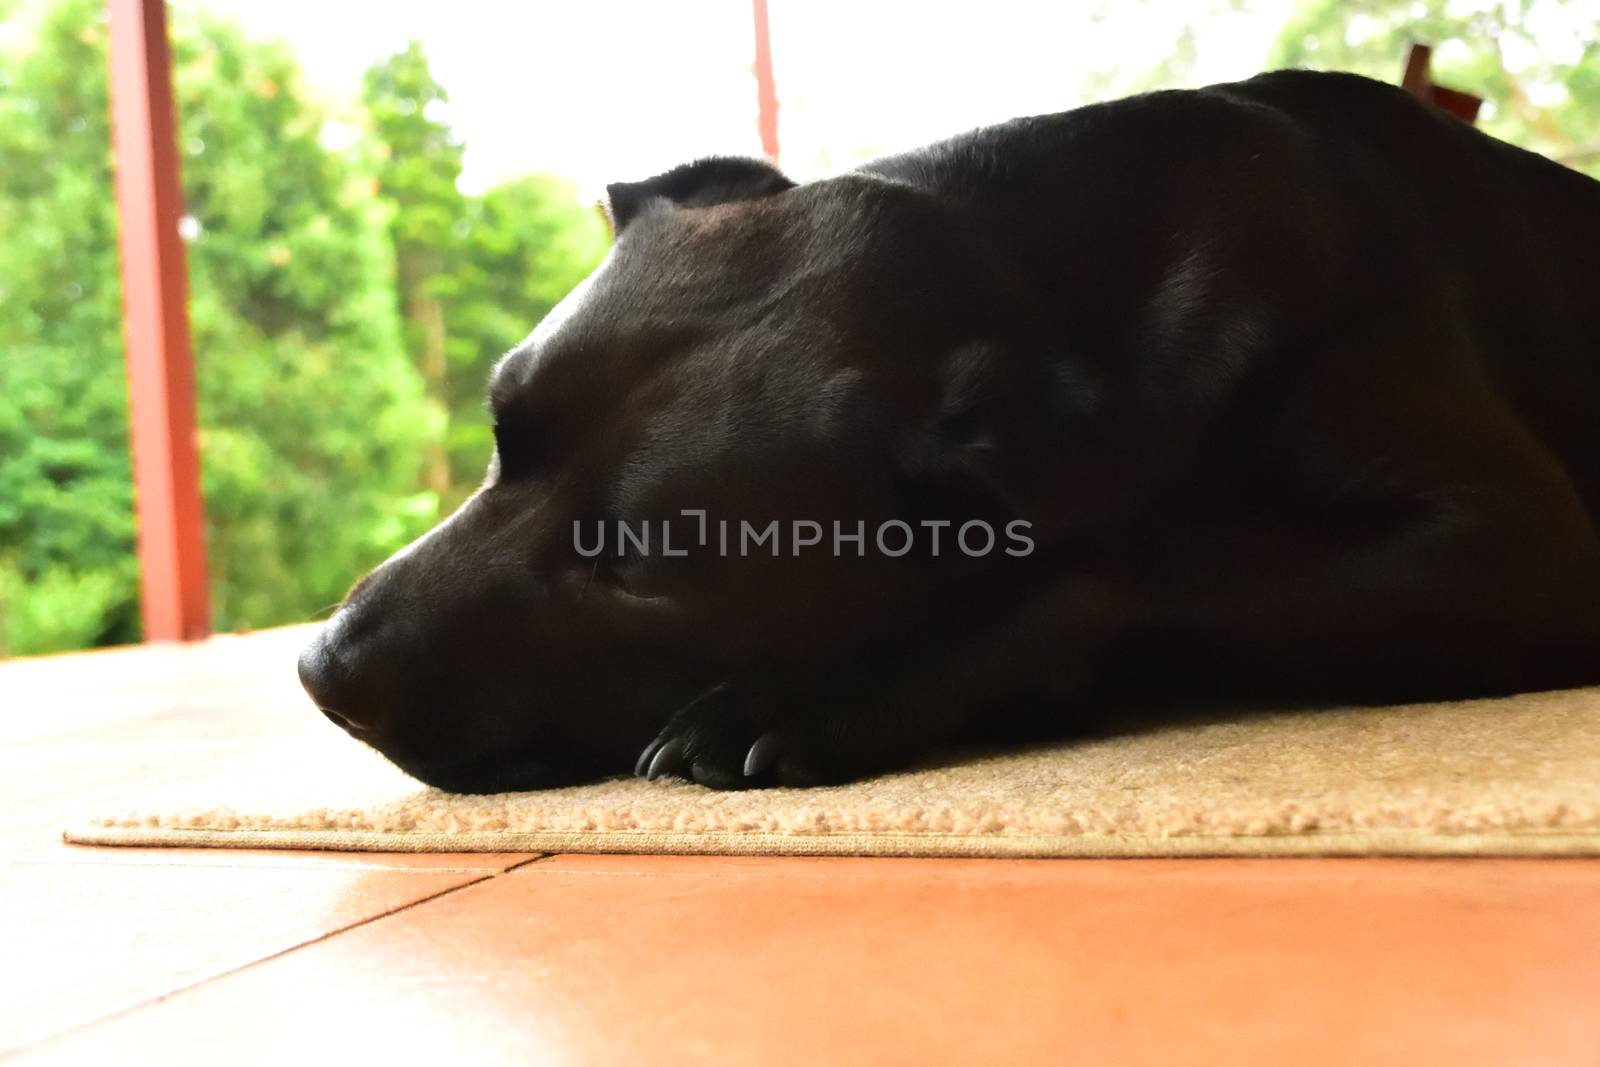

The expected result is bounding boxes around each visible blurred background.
[1,0,1596,657]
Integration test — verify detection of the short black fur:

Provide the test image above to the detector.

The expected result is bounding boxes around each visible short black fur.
[300,71,1600,792]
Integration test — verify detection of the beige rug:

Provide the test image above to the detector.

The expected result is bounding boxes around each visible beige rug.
[66,686,1600,857]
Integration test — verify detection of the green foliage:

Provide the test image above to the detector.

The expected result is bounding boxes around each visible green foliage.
[1271,0,1600,178]
[363,42,464,278]
[0,3,606,657]
[0,562,130,655]
[174,16,447,631]
[2,0,153,651]
[435,174,608,504]
[0,0,440,654]
[359,44,606,510]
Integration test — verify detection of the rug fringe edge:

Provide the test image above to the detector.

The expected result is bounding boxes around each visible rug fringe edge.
[60,824,1600,857]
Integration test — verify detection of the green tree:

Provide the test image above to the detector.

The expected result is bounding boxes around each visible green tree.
[360,43,606,510]
[436,174,608,504]
[360,42,460,498]
[0,0,143,652]
[0,0,440,654]
[1271,0,1600,178]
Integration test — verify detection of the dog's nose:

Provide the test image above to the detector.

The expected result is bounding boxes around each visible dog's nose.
[297,623,381,734]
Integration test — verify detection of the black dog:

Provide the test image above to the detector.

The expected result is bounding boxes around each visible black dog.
[298,70,1600,793]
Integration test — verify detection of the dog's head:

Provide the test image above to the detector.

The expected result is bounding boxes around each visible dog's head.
[297,157,1068,791]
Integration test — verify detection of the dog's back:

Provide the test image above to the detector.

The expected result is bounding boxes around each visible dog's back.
[1226,72,1600,508]
[867,70,1600,517]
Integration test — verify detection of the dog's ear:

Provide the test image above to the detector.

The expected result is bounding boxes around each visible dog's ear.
[895,342,1023,531]
[605,156,795,234]
[897,341,1104,536]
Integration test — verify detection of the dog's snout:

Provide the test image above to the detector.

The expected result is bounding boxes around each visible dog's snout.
[297,620,383,735]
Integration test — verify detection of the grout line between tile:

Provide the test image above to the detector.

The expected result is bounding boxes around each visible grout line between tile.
[3,858,540,1060]
[6,857,543,874]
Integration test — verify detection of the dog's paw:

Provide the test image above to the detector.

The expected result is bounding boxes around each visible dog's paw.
[634,681,881,790]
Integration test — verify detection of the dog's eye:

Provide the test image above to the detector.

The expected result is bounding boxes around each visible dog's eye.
[596,547,648,591]
[492,420,539,479]
[599,555,677,609]
[573,551,656,604]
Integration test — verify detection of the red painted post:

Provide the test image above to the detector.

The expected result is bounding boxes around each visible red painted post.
[106,0,211,642]
[1400,43,1482,125]
[752,0,780,163]
[1400,42,1434,98]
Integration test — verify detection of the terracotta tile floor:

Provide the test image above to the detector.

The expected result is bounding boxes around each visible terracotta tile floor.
[2,628,1598,1064]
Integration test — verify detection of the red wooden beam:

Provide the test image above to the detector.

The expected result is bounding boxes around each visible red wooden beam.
[752,0,780,162]
[106,0,211,642]
[1401,43,1483,125]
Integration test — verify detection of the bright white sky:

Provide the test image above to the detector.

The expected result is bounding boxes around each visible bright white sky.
[178,0,1297,201]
